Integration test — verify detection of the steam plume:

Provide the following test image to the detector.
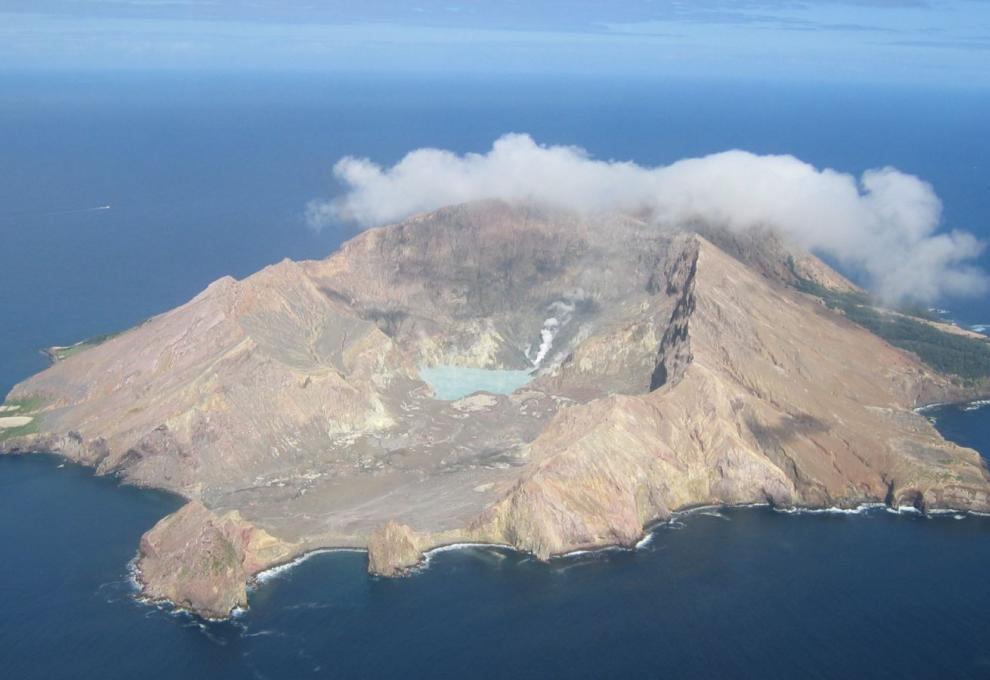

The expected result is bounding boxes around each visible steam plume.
[307,133,987,303]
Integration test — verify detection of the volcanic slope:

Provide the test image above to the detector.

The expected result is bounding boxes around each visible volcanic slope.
[3,201,988,618]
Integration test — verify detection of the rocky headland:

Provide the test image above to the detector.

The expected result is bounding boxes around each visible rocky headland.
[3,200,989,617]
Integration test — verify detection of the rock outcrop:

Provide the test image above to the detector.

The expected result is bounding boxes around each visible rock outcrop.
[3,200,989,617]
[137,501,297,618]
[367,521,425,576]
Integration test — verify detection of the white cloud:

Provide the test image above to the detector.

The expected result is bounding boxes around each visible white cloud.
[309,132,988,303]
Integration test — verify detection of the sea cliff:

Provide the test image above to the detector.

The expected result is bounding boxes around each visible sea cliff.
[3,201,989,617]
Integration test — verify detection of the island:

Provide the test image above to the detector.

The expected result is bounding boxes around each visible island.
[3,200,989,619]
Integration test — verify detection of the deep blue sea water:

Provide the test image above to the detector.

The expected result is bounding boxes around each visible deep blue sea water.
[1,73,989,678]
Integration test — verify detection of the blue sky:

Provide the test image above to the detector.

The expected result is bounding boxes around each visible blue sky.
[1,1,989,84]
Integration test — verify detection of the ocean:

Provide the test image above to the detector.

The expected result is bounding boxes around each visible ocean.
[0,72,988,678]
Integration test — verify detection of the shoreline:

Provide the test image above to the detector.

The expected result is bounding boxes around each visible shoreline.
[251,547,366,586]
[125,555,232,624]
[915,395,990,414]
[6,396,988,623]
[124,497,990,623]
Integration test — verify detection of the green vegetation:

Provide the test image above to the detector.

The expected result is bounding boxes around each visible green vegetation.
[1,396,45,412]
[0,396,44,441]
[795,278,990,381]
[45,331,122,362]
[44,318,150,363]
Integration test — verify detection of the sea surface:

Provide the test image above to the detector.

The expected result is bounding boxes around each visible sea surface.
[1,73,989,678]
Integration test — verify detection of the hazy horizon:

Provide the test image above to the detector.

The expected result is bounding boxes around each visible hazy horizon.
[1,1,989,87]
[3,6,990,679]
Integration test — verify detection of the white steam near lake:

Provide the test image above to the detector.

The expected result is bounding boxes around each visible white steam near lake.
[307,133,988,303]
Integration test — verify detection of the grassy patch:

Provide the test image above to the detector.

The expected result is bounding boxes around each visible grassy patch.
[1,396,45,413]
[45,331,122,362]
[0,396,44,441]
[796,278,990,381]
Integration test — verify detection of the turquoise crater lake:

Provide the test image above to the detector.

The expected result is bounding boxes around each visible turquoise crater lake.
[2,73,990,679]
[418,366,534,401]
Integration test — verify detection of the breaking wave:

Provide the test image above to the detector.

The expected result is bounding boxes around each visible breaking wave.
[773,502,889,516]
[253,548,365,586]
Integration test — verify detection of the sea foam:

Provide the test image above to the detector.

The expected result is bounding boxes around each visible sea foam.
[773,502,888,516]
[252,548,364,586]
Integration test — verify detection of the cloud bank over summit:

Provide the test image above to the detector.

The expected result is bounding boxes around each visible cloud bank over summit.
[308,133,988,303]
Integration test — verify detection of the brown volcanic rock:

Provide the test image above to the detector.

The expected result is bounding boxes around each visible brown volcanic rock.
[367,521,425,576]
[474,240,989,557]
[137,501,297,619]
[3,200,989,617]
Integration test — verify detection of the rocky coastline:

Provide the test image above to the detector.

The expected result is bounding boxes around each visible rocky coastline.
[3,201,989,618]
